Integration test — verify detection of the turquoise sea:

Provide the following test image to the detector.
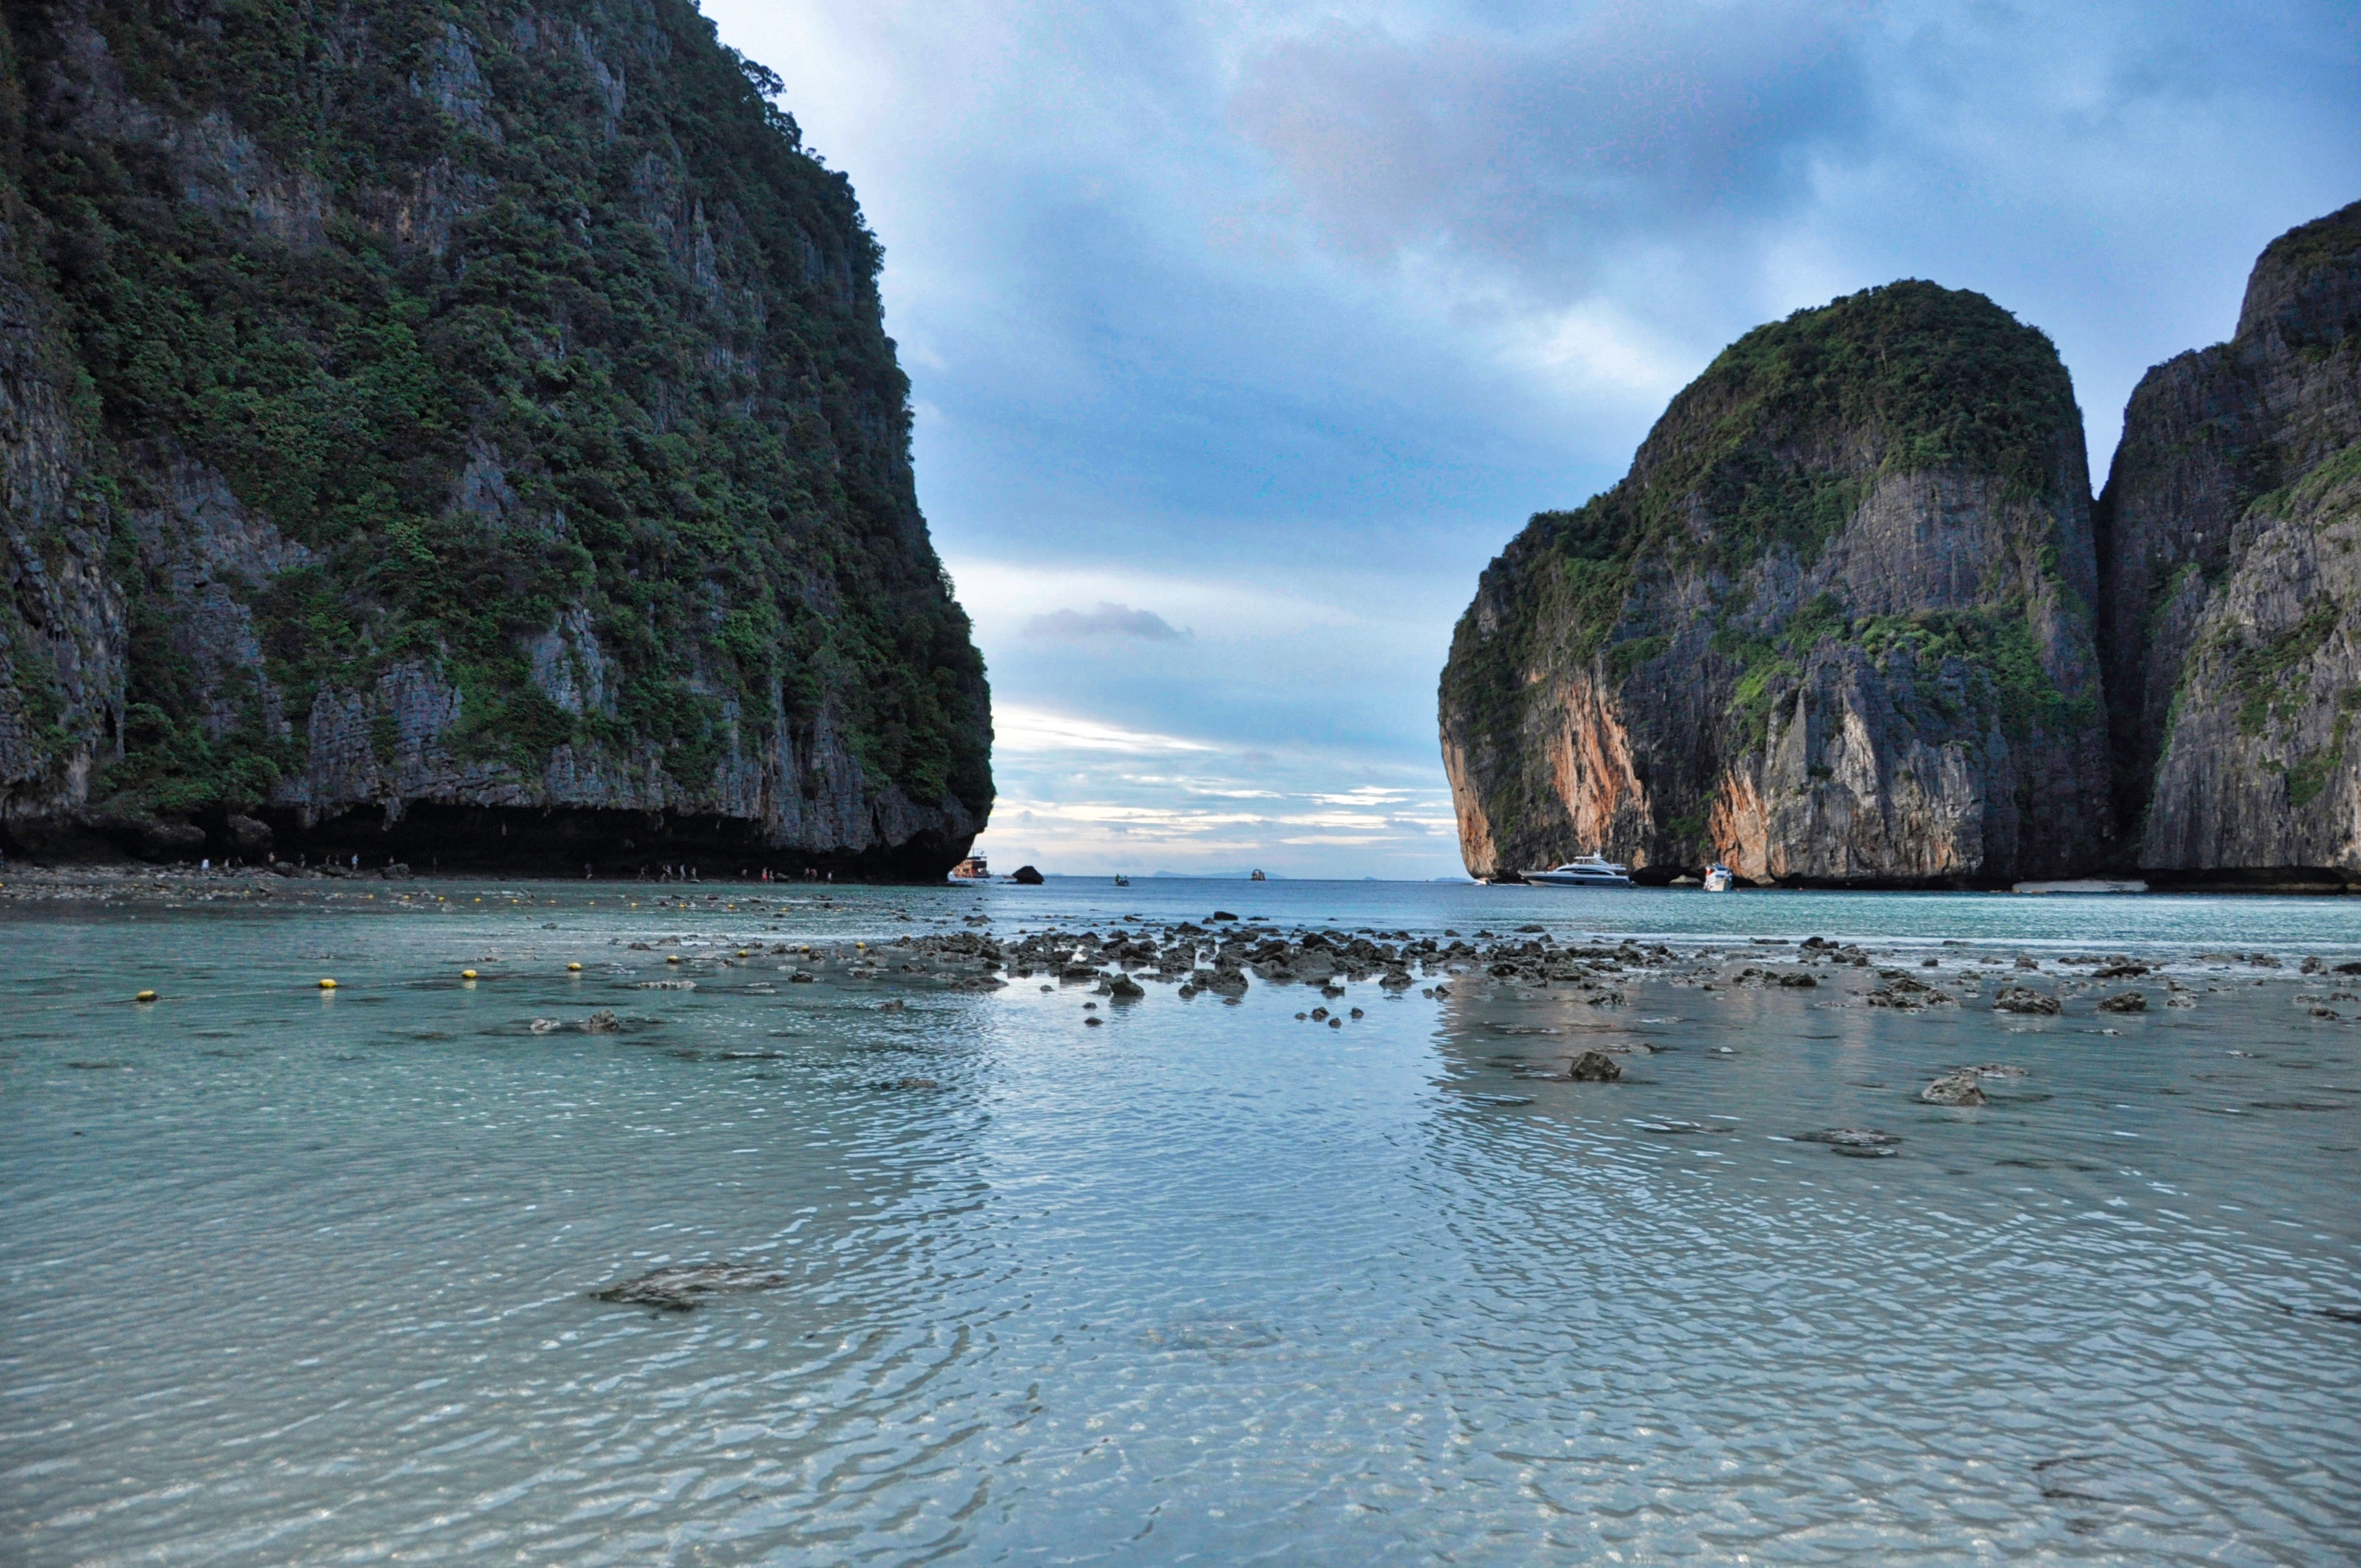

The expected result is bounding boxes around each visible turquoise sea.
[3,877,2357,1564]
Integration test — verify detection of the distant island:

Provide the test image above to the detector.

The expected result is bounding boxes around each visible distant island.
[1440,201,2361,890]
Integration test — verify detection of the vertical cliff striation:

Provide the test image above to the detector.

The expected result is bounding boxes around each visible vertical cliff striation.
[0,0,990,874]
[2100,202,2361,882]
[1440,282,2113,885]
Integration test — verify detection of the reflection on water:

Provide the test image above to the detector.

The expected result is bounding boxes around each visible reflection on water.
[1,879,2357,1564]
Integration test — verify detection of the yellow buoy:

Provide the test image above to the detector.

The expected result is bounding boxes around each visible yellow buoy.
[135,990,157,1003]
[461,969,478,980]
[737,948,750,957]
[318,979,337,990]
[666,954,681,965]
[567,962,583,972]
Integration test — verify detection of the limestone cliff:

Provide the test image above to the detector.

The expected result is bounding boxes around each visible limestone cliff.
[2101,202,2361,882]
[1440,283,2113,885]
[0,0,990,875]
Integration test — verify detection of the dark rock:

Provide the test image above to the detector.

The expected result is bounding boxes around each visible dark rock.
[582,1009,621,1034]
[1796,1128,1904,1150]
[591,1263,789,1313]
[1011,865,1046,885]
[1992,985,2062,1015]
[1567,1049,1622,1081]
[1920,1071,1987,1106]
[2097,990,2149,1014]
[1106,974,1145,1001]
[1777,972,1818,988]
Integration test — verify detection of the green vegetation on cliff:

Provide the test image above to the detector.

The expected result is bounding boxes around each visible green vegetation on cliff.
[1,0,988,853]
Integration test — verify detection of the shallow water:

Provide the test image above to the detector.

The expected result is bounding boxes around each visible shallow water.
[4,878,2358,1564]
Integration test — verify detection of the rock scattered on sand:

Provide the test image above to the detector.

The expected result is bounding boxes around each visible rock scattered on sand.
[1920,1071,1987,1106]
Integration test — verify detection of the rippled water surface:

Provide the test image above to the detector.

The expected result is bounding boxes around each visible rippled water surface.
[4,878,2359,1564]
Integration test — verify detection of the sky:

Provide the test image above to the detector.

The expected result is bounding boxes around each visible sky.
[703,0,2361,881]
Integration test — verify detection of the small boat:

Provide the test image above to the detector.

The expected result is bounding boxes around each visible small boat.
[1703,863,1734,893]
[951,855,989,880]
[1522,854,1633,888]
[1113,874,1131,887]
[1250,869,1267,882]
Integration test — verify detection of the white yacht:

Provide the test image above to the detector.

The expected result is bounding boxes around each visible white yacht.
[1703,863,1735,893]
[1523,854,1633,888]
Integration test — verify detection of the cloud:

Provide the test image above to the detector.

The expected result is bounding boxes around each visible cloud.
[1021,600,1192,642]
[991,703,1217,755]
[1230,1,1877,292]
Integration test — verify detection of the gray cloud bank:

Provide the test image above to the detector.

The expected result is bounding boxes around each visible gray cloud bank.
[1231,1,1873,287]
[1023,601,1192,642]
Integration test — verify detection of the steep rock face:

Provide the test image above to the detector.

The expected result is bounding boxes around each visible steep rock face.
[2096,203,2361,842]
[2104,203,2361,879]
[1440,283,2113,885]
[0,0,990,874]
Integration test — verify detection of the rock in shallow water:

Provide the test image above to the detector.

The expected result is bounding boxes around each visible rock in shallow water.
[1567,1050,1622,1082]
[1920,1071,1988,1106]
[592,1263,790,1312]
[1992,986,2062,1015]
[1795,1128,1904,1149]
[2097,990,2149,1014]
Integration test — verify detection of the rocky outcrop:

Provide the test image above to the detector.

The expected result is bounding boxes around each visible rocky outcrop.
[2098,202,2361,882]
[0,1,990,876]
[1440,282,2113,885]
